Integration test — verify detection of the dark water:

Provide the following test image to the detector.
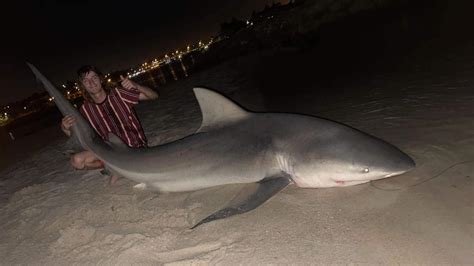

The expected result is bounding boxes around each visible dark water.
[133,54,195,89]
[0,109,65,172]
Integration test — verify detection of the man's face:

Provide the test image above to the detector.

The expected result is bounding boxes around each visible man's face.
[81,71,103,94]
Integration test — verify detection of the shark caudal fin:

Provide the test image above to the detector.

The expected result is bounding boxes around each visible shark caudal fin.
[26,62,81,118]
[27,62,96,150]
[193,87,250,133]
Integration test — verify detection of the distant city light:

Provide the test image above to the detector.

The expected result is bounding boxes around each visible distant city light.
[5,35,215,117]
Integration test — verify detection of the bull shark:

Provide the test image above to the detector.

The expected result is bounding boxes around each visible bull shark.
[27,63,415,228]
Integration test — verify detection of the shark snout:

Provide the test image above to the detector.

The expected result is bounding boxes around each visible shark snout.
[385,153,416,178]
[398,153,416,172]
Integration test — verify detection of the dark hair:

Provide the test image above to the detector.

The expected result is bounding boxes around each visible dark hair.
[76,65,111,102]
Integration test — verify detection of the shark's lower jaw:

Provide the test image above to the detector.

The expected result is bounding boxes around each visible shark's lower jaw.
[334,180,370,186]
[384,170,410,178]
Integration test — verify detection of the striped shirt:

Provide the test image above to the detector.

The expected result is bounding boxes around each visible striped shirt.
[80,87,147,148]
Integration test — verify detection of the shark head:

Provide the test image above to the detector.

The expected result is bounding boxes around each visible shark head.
[281,118,416,188]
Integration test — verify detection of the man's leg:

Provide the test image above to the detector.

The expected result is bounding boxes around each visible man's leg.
[70,151,120,184]
[70,151,103,170]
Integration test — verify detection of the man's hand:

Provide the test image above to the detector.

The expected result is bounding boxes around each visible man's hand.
[120,75,158,101]
[120,75,138,91]
[61,114,75,137]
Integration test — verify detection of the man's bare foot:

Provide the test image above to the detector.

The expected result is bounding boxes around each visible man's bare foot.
[109,175,120,185]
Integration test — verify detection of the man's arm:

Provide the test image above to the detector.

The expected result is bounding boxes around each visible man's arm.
[61,114,75,137]
[120,75,158,101]
[135,83,159,101]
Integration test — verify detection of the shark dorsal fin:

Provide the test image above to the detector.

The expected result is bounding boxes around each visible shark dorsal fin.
[193,87,250,132]
[107,133,129,149]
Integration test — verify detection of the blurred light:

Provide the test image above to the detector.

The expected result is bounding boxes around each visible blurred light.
[62,84,66,88]
[67,91,70,95]
[108,78,112,82]
[24,106,27,110]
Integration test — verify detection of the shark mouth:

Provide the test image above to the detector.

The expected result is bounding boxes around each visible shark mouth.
[334,180,370,186]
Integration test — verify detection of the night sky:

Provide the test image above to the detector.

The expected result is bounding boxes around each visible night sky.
[1,0,276,105]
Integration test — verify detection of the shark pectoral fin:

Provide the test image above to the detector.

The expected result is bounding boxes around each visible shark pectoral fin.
[191,176,291,229]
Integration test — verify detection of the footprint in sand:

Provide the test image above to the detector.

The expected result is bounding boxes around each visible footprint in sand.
[114,241,225,264]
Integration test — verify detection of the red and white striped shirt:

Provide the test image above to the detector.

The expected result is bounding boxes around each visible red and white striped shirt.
[80,87,147,148]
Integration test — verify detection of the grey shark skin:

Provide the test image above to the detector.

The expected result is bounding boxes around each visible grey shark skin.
[28,63,415,227]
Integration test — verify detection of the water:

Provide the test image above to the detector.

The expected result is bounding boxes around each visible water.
[0,109,65,172]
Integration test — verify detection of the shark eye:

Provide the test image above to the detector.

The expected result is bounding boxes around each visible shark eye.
[363,168,370,173]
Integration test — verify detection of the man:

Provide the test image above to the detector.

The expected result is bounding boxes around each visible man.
[61,65,158,184]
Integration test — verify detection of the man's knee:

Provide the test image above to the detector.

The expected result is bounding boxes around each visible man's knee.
[70,154,85,170]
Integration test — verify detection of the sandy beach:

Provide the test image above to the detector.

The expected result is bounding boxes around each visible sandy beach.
[0,39,473,264]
